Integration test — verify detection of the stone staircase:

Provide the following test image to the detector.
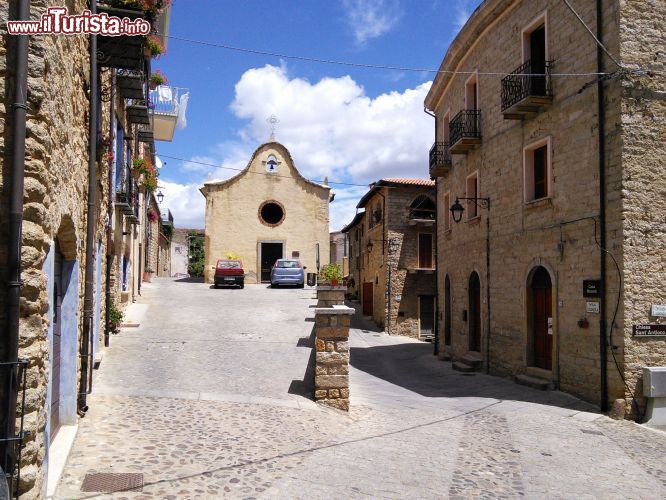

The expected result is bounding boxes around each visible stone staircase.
[452,354,482,373]
[514,367,554,390]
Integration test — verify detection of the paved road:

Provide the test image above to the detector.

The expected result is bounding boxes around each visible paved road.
[56,278,666,499]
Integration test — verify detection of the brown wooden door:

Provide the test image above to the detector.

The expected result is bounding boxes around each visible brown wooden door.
[418,233,433,269]
[469,272,481,352]
[362,282,373,316]
[531,267,553,370]
[51,247,63,441]
[444,276,452,346]
[419,295,435,338]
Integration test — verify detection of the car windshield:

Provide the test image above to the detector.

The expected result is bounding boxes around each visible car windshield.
[276,260,300,268]
[217,260,241,269]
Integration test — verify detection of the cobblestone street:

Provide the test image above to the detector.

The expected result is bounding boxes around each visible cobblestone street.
[55,279,666,499]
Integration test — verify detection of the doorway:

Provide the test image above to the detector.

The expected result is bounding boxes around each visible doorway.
[530,266,553,370]
[50,246,64,442]
[444,275,452,346]
[468,272,481,352]
[260,242,283,282]
[419,295,435,338]
[529,24,547,94]
[362,282,373,316]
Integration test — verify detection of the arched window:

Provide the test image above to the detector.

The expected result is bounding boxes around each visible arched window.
[409,195,436,220]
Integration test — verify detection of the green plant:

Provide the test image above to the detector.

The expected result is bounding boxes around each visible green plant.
[145,35,165,58]
[150,70,167,88]
[161,224,174,240]
[188,232,205,278]
[320,263,343,284]
[107,302,124,334]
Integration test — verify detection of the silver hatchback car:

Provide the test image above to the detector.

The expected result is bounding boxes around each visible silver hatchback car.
[270,259,305,288]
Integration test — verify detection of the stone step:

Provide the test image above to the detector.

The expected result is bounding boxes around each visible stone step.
[438,352,452,362]
[459,355,482,369]
[452,361,476,373]
[515,374,551,391]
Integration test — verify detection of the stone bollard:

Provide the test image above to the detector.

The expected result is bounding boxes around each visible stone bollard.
[314,304,354,411]
[316,285,347,308]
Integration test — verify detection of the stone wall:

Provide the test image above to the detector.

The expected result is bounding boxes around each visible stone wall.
[314,306,353,411]
[426,0,665,412]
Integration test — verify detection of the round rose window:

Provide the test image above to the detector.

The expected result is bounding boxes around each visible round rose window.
[259,201,285,226]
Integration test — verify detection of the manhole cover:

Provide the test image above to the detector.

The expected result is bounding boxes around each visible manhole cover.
[81,473,143,493]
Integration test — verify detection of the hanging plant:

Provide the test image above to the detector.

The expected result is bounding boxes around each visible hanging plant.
[147,208,158,222]
[97,134,113,163]
[141,164,159,193]
[145,35,165,58]
[149,70,168,89]
[132,156,152,176]
[161,224,174,240]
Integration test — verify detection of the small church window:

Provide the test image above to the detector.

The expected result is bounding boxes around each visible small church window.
[259,200,285,226]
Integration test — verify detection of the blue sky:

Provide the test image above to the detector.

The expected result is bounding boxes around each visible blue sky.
[153,0,482,229]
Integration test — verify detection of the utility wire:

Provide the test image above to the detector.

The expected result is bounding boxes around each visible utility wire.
[561,0,623,69]
[156,153,434,189]
[165,34,611,77]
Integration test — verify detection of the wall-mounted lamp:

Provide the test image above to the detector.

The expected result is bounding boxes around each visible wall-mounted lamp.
[156,190,164,204]
[366,240,374,253]
[450,197,490,223]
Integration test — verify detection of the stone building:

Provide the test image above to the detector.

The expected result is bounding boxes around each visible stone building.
[329,231,347,275]
[341,212,365,299]
[425,0,665,415]
[201,142,333,284]
[0,1,181,496]
[144,198,173,280]
[347,179,437,339]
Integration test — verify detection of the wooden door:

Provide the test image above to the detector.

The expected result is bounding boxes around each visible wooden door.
[469,272,481,352]
[362,282,373,316]
[531,267,553,370]
[444,276,452,345]
[418,233,433,269]
[419,296,435,338]
[50,247,63,441]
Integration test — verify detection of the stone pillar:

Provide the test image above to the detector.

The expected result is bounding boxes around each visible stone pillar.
[314,305,353,411]
[316,285,347,307]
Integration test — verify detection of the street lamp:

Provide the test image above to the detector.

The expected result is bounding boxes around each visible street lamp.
[449,197,490,223]
[156,190,164,204]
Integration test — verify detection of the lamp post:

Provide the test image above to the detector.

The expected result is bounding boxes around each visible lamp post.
[449,196,492,374]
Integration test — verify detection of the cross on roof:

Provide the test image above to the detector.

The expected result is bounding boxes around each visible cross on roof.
[267,114,280,140]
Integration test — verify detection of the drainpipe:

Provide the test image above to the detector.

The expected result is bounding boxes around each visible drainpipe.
[424,107,439,356]
[596,0,609,413]
[104,71,116,348]
[78,0,98,415]
[485,214,491,374]
[1,0,30,492]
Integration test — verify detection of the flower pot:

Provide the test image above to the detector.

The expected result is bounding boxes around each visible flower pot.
[330,279,339,287]
[149,81,158,90]
[131,169,141,180]
[143,271,154,283]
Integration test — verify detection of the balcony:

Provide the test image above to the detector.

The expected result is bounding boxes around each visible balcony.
[429,142,452,178]
[501,59,553,119]
[127,99,151,125]
[449,110,481,154]
[96,3,146,70]
[160,209,174,227]
[115,166,139,219]
[149,86,188,142]
[116,68,147,100]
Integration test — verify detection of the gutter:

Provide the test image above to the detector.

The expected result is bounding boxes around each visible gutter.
[78,0,98,415]
[1,0,30,493]
[596,0,609,412]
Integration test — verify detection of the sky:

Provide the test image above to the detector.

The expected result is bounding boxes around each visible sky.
[153,0,483,230]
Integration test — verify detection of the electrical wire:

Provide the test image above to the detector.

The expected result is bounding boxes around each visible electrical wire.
[165,34,612,78]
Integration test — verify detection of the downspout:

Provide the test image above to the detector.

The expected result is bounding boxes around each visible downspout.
[375,189,388,333]
[485,214,491,374]
[104,71,116,348]
[596,0,609,412]
[424,107,439,356]
[2,0,30,491]
[78,0,98,415]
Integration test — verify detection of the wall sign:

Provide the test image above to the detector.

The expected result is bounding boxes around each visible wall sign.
[586,302,600,314]
[651,305,666,317]
[633,324,666,337]
[583,279,601,298]
[547,317,553,335]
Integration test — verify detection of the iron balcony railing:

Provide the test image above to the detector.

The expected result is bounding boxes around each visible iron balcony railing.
[501,59,553,111]
[429,141,451,170]
[115,165,138,216]
[449,110,481,146]
[149,86,187,117]
[160,209,174,226]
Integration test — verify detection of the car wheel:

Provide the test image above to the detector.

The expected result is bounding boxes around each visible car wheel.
[240,282,244,289]
[214,283,219,289]
[298,282,305,288]
[270,283,276,288]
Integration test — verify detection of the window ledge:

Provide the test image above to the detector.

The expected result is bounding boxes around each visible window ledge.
[466,215,481,225]
[524,197,553,209]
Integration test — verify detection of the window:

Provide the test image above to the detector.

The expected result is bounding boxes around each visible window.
[418,233,434,269]
[409,195,436,220]
[465,72,479,111]
[522,12,548,64]
[370,201,382,228]
[259,200,285,226]
[524,138,551,202]
[466,172,479,219]
[442,192,451,232]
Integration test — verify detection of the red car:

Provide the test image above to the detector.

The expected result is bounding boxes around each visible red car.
[214,259,244,288]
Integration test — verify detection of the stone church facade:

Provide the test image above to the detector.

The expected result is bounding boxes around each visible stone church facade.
[201,142,332,284]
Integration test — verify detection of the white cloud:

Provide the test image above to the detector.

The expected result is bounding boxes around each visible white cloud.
[166,64,434,231]
[158,180,206,229]
[342,0,402,45]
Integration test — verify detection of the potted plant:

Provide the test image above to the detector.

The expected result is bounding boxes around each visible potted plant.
[149,70,167,90]
[97,134,113,163]
[162,224,174,240]
[107,302,124,334]
[320,263,343,287]
[132,156,152,179]
[143,268,154,282]
[145,35,165,58]
[141,163,159,193]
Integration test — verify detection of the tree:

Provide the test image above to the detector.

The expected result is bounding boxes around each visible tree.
[188,232,205,277]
